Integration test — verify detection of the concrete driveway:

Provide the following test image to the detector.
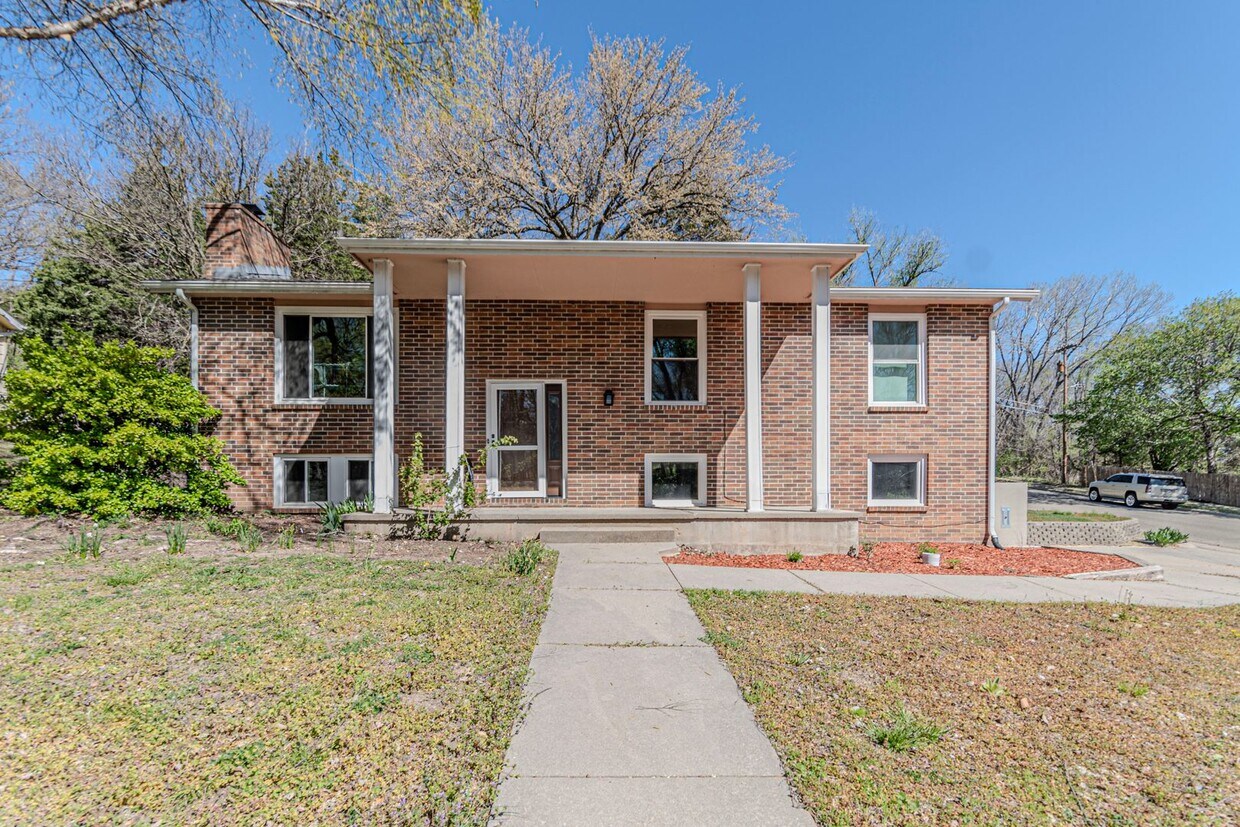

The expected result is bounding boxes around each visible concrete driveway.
[1029,485,1240,551]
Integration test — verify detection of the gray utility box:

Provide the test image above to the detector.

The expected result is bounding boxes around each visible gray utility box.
[993,481,1028,547]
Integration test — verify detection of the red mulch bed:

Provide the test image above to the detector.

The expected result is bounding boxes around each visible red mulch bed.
[664,542,1137,577]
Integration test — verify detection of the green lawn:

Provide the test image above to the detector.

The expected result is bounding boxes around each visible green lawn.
[1028,509,1126,522]
[688,590,1238,826]
[0,549,554,824]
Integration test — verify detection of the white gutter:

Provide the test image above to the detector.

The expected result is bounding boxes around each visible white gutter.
[175,289,199,389]
[336,236,870,260]
[988,296,1012,545]
[833,287,1040,303]
[143,280,373,296]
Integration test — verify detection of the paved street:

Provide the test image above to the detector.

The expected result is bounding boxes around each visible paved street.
[1029,485,1240,551]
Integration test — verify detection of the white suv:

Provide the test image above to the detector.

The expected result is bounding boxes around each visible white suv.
[1087,473,1189,509]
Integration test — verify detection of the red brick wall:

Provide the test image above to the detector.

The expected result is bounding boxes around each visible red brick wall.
[452,300,747,507]
[761,304,813,508]
[197,297,372,510]
[830,303,992,543]
[200,296,992,541]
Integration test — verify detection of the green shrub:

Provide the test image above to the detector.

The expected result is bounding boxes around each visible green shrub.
[786,550,804,563]
[205,517,249,539]
[165,523,188,555]
[0,332,243,519]
[64,526,103,559]
[505,538,547,576]
[1144,527,1189,546]
[398,432,513,540]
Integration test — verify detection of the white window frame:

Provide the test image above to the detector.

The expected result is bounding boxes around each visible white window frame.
[275,306,374,405]
[867,454,926,507]
[274,454,374,508]
[644,453,707,508]
[868,312,927,407]
[644,310,707,406]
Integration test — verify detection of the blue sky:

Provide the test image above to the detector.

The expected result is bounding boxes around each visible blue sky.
[38,1,1240,303]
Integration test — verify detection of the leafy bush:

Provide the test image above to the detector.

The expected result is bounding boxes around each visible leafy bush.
[398,433,512,540]
[786,550,804,563]
[0,332,242,519]
[64,527,103,559]
[504,538,547,576]
[1144,527,1189,547]
[165,523,188,555]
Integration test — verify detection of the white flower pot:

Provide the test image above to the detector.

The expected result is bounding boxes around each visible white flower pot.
[921,552,941,567]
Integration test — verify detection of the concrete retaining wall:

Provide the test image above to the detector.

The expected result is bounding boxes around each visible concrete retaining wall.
[1028,518,1143,547]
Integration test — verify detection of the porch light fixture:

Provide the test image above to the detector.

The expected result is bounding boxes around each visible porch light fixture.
[603,389,614,407]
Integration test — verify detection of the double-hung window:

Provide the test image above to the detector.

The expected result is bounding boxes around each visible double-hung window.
[276,456,373,507]
[645,310,706,404]
[869,313,926,405]
[868,455,925,507]
[277,308,373,402]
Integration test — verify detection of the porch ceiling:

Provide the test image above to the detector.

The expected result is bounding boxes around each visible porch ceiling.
[338,238,866,303]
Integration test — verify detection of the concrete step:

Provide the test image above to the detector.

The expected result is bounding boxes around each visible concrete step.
[539,527,678,544]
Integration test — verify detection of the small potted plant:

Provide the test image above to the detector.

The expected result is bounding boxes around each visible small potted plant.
[918,542,941,567]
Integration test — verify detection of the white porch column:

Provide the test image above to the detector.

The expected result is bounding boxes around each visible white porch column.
[743,263,764,512]
[811,264,832,511]
[372,258,396,514]
[445,259,466,475]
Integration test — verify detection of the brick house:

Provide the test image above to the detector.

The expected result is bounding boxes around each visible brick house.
[145,203,1037,550]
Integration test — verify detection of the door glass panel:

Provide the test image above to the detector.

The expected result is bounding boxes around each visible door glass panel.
[499,450,539,490]
[651,461,700,503]
[545,384,563,497]
[498,388,539,445]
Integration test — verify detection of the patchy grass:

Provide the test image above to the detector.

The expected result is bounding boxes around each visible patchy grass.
[1028,509,1126,523]
[0,544,555,824]
[687,590,1239,826]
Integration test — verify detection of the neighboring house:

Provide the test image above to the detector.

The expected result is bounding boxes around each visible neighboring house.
[145,203,1037,548]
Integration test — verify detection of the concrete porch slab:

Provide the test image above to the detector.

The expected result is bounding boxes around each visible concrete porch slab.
[492,776,814,827]
[504,645,784,778]
[539,589,707,647]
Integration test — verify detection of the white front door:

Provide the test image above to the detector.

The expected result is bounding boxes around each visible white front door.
[488,382,547,497]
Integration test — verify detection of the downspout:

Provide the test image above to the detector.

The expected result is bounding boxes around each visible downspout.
[988,297,1011,547]
[175,288,199,390]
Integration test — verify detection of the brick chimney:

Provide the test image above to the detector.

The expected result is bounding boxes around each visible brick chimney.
[203,202,293,279]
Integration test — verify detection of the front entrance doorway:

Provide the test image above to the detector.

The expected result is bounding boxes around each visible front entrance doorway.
[486,380,566,498]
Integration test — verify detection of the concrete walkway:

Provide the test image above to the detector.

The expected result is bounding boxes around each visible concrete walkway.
[668,544,1240,606]
[491,542,814,826]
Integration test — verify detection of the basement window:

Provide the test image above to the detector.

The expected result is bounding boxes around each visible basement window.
[277,308,373,402]
[867,455,925,507]
[644,453,707,507]
[276,456,373,507]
